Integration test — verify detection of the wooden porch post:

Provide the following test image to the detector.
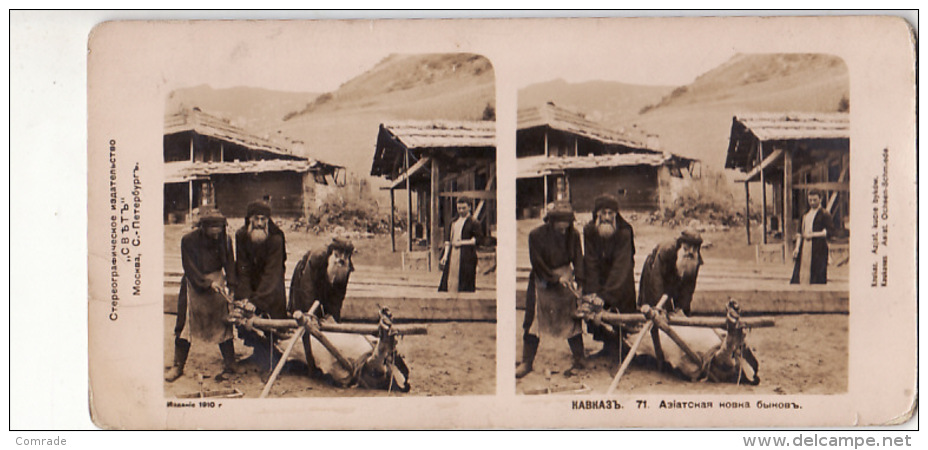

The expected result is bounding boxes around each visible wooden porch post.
[759,142,768,244]
[405,149,413,253]
[744,181,751,245]
[430,158,441,272]
[187,179,194,223]
[390,188,396,252]
[783,149,794,257]
[543,129,549,205]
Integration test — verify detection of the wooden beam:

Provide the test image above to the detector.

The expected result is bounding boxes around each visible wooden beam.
[828,157,849,214]
[744,149,783,182]
[793,182,850,192]
[600,312,775,328]
[745,181,751,245]
[390,188,396,252]
[783,149,794,257]
[759,142,768,244]
[430,158,441,272]
[439,190,497,199]
[390,156,431,189]
[405,149,413,253]
[474,164,496,223]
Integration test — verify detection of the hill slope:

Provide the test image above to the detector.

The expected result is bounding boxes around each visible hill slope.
[623,54,849,167]
[166,85,320,133]
[167,53,496,182]
[518,78,673,124]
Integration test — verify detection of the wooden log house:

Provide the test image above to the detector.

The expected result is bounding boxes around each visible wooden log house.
[163,108,345,223]
[516,103,699,217]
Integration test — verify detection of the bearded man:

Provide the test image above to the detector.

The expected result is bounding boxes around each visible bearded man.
[234,200,288,372]
[165,207,237,382]
[637,229,704,316]
[288,238,355,376]
[582,194,636,358]
[517,201,586,379]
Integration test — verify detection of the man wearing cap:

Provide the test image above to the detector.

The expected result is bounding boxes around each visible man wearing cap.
[288,238,355,376]
[165,207,237,382]
[517,201,586,379]
[637,229,704,316]
[582,194,636,359]
[234,200,289,372]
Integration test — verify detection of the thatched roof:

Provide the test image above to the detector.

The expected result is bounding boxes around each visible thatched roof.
[165,108,299,159]
[371,120,495,177]
[517,153,694,179]
[164,159,340,183]
[518,103,650,151]
[726,112,850,170]
[380,120,496,149]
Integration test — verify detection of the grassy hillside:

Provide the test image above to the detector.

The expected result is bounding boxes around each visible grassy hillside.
[274,53,495,178]
[627,54,849,167]
[519,78,673,124]
[167,53,496,193]
[166,85,320,133]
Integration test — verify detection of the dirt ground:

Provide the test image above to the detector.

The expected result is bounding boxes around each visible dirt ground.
[164,317,496,398]
[515,312,847,395]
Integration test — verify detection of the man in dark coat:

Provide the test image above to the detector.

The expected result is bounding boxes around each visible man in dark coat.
[439,199,483,293]
[790,189,834,284]
[517,201,586,379]
[637,228,703,316]
[288,238,355,376]
[234,200,288,373]
[234,200,288,319]
[582,194,636,358]
[166,207,237,382]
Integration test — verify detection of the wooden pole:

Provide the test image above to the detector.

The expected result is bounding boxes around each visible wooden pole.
[248,317,428,336]
[599,312,775,329]
[744,181,751,245]
[259,301,319,398]
[390,188,396,252]
[405,149,413,253]
[606,295,669,395]
[430,158,441,272]
[187,180,194,223]
[759,142,768,244]
[783,149,794,257]
[543,129,549,205]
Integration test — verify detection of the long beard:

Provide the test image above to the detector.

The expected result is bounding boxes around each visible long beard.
[248,225,268,244]
[676,256,699,280]
[327,265,350,286]
[596,218,616,238]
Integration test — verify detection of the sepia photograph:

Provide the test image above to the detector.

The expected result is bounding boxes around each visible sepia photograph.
[160,52,498,399]
[514,54,850,396]
[81,16,916,430]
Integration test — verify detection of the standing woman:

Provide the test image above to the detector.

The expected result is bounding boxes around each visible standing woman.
[791,189,834,284]
[439,198,483,293]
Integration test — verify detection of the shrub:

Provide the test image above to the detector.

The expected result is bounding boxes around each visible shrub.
[304,194,404,234]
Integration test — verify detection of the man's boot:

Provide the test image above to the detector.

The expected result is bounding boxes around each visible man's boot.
[216,339,238,380]
[515,334,539,379]
[591,330,620,359]
[165,338,190,382]
[564,334,586,377]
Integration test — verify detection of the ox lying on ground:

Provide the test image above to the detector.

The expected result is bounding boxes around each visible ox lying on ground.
[287,327,411,392]
[596,299,765,386]
[631,321,760,384]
